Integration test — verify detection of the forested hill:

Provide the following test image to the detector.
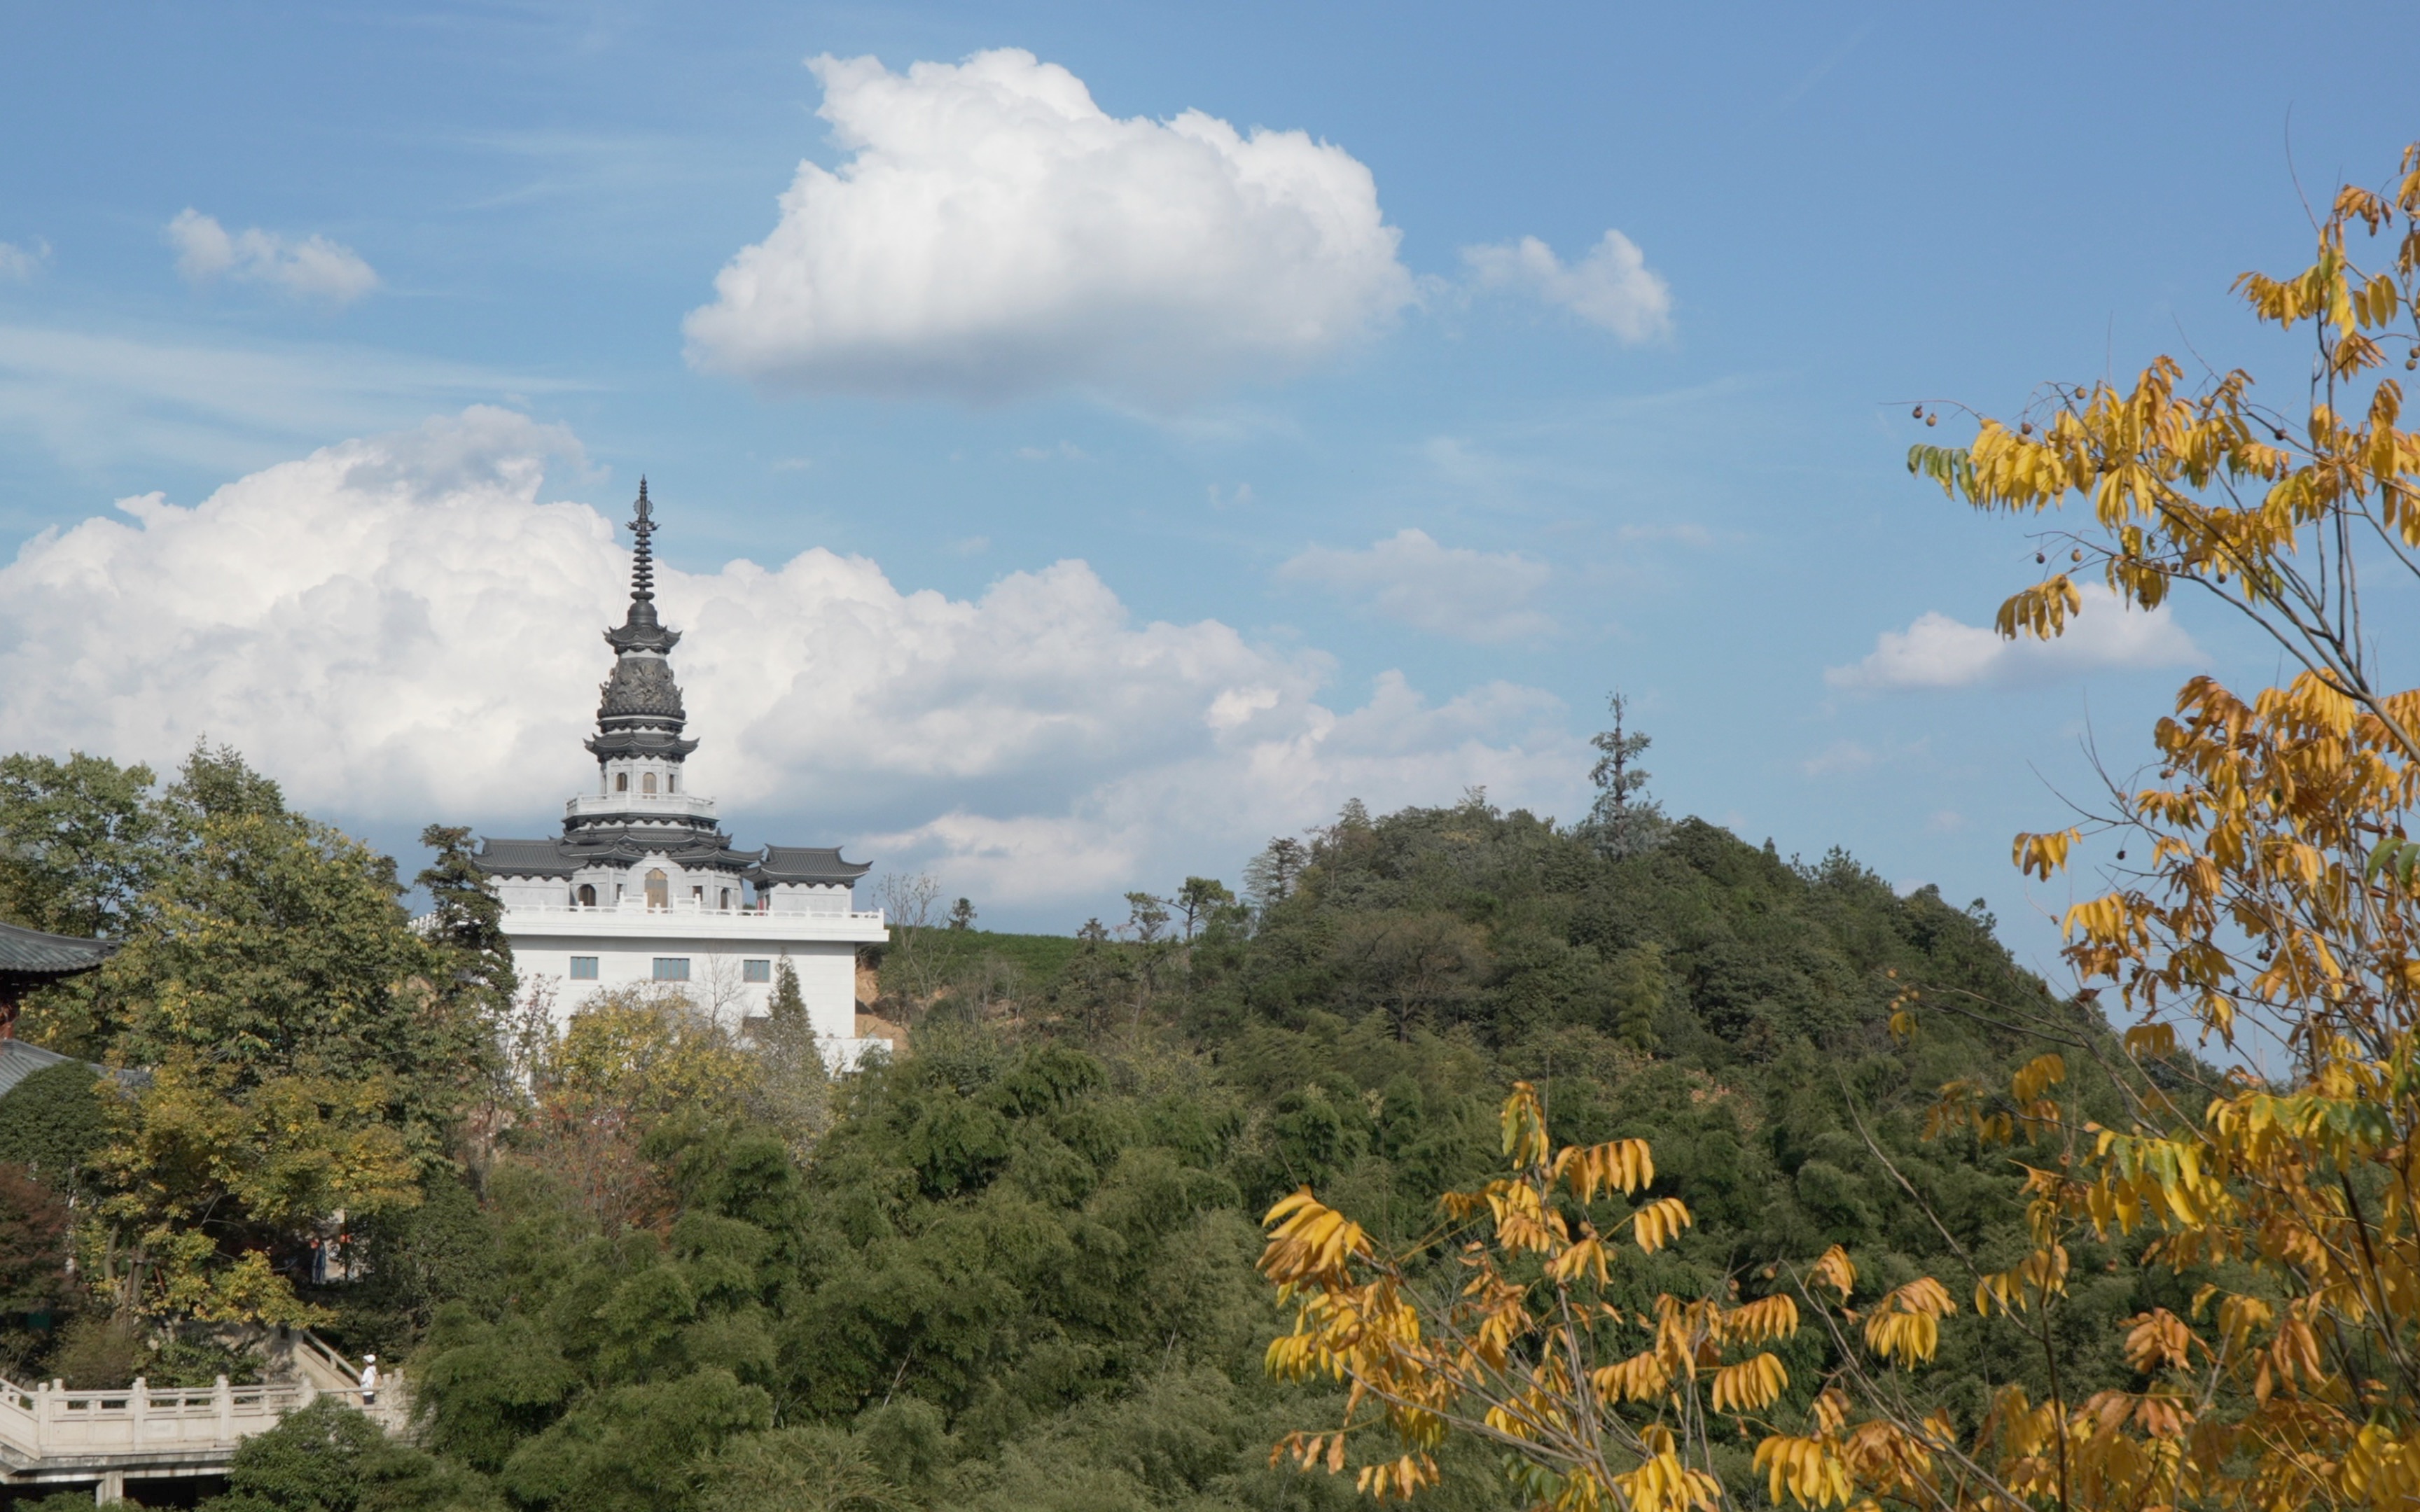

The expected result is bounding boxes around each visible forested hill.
[382,799,2141,1512]
[0,755,2155,1512]
[897,799,2118,1268]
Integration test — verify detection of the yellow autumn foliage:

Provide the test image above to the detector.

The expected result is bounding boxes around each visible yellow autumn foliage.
[1828,141,2420,1512]
[1260,1082,1796,1512]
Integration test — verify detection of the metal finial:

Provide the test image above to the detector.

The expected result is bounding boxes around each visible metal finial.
[602,476,678,654]
[627,479,657,605]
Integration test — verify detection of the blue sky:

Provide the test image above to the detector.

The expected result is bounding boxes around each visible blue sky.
[3,1,2414,967]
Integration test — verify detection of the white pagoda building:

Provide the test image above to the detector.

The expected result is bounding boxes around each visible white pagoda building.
[475,482,887,1063]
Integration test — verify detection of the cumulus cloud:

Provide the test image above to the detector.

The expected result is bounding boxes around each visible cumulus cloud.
[683,48,1414,403]
[167,210,379,304]
[1826,586,2202,692]
[0,410,1587,916]
[1462,230,1671,342]
[1277,528,1552,643]
[0,239,48,281]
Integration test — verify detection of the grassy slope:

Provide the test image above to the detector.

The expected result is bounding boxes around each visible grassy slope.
[875,925,1100,1000]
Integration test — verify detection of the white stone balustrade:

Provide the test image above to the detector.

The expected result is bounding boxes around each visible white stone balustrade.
[563,792,721,821]
[0,1375,302,1458]
[0,1328,412,1495]
[513,897,884,924]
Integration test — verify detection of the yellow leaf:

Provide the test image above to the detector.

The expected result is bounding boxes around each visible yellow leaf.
[2013,827,2079,879]
[1711,1352,1790,1413]
[1632,1196,1694,1253]
[2010,1052,2066,1105]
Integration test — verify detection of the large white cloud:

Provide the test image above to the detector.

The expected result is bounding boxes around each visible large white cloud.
[683,49,1414,403]
[1276,528,1552,642]
[1826,586,2202,692]
[0,410,1587,918]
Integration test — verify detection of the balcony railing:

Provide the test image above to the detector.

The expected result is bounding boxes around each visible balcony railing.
[563,792,721,820]
[506,898,886,925]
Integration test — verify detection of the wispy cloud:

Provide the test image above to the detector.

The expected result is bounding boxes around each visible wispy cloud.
[1770,15,1879,114]
[1615,522,1720,546]
[1278,528,1552,643]
[0,324,585,476]
[1801,739,1878,777]
[1800,735,1931,778]
[0,239,49,281]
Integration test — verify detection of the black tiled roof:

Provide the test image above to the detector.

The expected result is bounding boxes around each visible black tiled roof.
[0,1039,85,1098]
[0,921,116,978]
[473,829,770,879]
[472,838,582,880]
[749,846,872,885]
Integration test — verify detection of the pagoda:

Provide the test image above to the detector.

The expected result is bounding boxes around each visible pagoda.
[473,483,886,1061]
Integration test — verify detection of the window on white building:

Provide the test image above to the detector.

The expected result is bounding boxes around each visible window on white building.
[569,956,599,979]
[645,869,669,909]
[720,888,734,910]
[576,883,596,906]
[643,772,658,795]
[668,773,678,794]
[653,958,690,981]
[743,959,772,983]
[616,772,628,792]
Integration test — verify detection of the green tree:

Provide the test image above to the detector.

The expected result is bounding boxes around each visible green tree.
[699,1424,912,1512]
[200,1396,499,1512]
[104,748,480,1105]
[946,897,975,931]
[1174,877,1237,941]
[1583,692,1669,858]
[0,1060,110,1195]
[86,748,490,1323]
[415,825,520,1032]
[1241,837,1307,912]
[322,1174,506,1361]
[748,960,833,1156]
[1606,941,1668,1051]
[519,987,759,1231]
[0,1164,73,1313]
[501,1371,773,1512]
[0,750,171,938]
[1122,892,1171,944]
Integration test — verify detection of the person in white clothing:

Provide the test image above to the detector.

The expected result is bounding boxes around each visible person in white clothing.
[358,1354,378,1407]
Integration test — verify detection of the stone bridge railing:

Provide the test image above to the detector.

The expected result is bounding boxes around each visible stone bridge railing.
[0,1350,405,1499]
[0,1375,305,1461]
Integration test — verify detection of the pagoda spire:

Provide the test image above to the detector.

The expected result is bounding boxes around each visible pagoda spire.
[630,477,655,599]
[604,478,679,654]
[588,477,697,769]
